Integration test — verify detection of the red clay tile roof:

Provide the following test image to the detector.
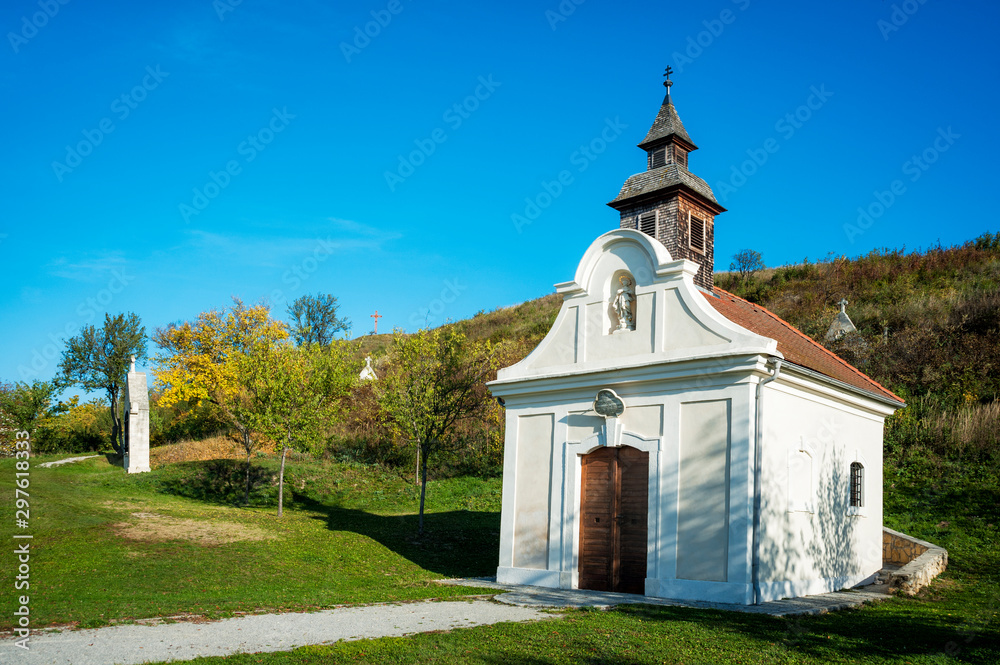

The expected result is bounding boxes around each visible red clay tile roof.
[702,287,904,405]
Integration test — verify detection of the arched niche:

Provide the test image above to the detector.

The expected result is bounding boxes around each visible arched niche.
[608,269,637,335]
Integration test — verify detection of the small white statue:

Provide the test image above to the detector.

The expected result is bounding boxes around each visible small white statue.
[613,276,636,332]
[359,356,377,381]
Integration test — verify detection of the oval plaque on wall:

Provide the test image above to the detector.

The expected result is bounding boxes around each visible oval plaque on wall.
[594,389,625,418]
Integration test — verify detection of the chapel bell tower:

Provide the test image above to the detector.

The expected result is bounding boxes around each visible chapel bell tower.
[608,68,725,290]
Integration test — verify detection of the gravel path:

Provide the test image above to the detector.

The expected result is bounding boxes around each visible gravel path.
[0,599,555,664]
[37,455,100,468]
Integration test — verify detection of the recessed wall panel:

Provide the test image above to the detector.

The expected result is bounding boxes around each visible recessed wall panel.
[513,413,555,569]
[676,399,731,582]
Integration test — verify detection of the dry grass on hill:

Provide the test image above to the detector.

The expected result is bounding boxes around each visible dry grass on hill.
[149,435,276,468]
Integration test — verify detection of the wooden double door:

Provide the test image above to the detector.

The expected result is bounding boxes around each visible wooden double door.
[579,445,648,594]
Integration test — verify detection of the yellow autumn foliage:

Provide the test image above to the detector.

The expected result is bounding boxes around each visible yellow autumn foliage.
[153,299,288,410]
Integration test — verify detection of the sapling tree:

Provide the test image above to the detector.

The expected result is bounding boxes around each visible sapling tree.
[236,343,356,516]
[375,327,500,535]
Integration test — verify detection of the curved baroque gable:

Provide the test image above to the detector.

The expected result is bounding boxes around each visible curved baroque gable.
[497,230,778,382]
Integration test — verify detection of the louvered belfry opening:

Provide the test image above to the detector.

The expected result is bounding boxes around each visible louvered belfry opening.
[579,446,649,594]
[690,215,705,253]
[610,74,725,290]
[649,147,666,169]
[638,211,656,238]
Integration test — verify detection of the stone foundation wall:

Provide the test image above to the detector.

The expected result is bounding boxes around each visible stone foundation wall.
[883,527,948,595]
[883,528,928,565]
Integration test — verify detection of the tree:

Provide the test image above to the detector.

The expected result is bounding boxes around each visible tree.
[730,249,765,284]
[32,396,109,454]
[237,343,356,516]
[375,328,500,535]
[0,380,57,436]
[56,313,146,454]
[0,381,54,456]
[287,294,350,346]
[154,299,288,503]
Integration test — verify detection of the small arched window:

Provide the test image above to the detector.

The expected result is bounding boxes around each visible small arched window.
[849,462,864,508]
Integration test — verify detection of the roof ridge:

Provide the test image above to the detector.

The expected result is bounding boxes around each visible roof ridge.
[711,287,904,404]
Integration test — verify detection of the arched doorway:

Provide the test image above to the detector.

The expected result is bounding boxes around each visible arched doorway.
[579,445,648,594]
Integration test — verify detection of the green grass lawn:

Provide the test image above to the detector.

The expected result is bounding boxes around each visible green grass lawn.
[3,452,998,664]
[146,597,1000,664]
[0,453,501,628]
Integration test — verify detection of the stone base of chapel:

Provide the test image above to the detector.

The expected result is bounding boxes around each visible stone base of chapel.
[497,565,881,606]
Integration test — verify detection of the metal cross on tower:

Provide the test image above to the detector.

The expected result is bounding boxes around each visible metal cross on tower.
[371,310,383,334]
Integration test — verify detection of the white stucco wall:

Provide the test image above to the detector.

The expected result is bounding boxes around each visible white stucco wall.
[495,376,759,604]
[755,372,887,602]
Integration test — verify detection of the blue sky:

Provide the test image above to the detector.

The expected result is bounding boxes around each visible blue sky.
[2,0,998,392]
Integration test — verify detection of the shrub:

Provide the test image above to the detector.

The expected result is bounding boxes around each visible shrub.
[33,397,110,454]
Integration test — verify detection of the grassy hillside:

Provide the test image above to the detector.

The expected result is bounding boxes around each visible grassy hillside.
[716,235,1000,470]
[719,236,1000,403]
[353,293,563,368]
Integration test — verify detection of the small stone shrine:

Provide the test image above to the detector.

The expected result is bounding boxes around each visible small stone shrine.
[359,356,377,381]
[123,356,151,474]
[825,298,859,341]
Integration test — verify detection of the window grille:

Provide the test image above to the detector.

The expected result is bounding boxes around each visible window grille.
[850,462,864,507]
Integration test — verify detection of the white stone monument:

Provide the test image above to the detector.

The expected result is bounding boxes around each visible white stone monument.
[123,356,150,473]
[359,356,377,381]
[825,298,859,341]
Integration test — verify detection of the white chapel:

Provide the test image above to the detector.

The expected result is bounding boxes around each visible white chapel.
[489,74,904,605]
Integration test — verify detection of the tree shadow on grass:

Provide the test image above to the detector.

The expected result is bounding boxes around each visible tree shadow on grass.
[152,460,501,576]
[291,491,501,578]
[612,601,998,664]
[156,459,276,507]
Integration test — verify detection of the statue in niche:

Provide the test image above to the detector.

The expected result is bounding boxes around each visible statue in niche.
[613,275,636,332]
